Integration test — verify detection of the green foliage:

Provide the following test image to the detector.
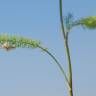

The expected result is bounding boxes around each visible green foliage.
[0,34,40,49]
[73,16,96,29]
[64,14,96,31]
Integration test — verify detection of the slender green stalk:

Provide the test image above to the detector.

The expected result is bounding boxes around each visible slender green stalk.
[38,45,69,85]
[59,0,73,96]
[59,0,66,39]
[65,35,73,96]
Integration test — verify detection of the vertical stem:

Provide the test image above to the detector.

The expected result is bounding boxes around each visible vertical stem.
[59,0,66,39]
[59,0,73,96]
[65,36,73,96]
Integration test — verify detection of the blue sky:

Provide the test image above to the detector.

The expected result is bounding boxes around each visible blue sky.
[0,0,96,96]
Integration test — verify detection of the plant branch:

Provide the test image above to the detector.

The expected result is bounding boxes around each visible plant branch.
[59,0,73,96]
[0,34,69,86]
[38,45,69,85]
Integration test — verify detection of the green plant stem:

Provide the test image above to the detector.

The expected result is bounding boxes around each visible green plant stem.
[59,0,73,96]
[59,0,66,39]
[38,45,69,85]
[65,36,73,96]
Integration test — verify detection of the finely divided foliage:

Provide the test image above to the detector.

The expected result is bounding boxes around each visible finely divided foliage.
[64,14,96,30]
[73,16,96,29]
[76,16,96,29]
[0,34,40,50]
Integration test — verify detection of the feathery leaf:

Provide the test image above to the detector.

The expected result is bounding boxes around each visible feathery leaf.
[73,16,96,29]
[0,34,40,51]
